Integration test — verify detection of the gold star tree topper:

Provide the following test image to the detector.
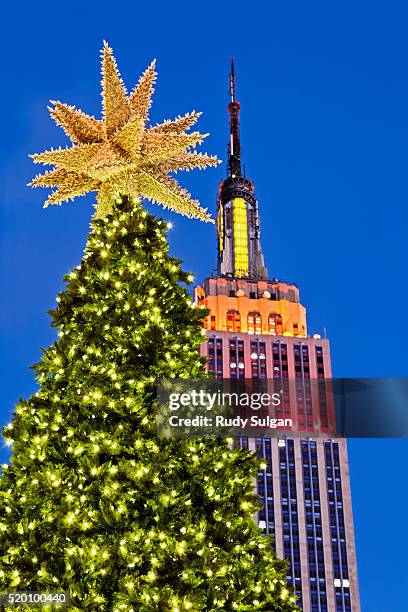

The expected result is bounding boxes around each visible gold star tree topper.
[30,42,220,221]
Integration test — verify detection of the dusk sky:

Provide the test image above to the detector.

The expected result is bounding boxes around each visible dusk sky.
[1,1,408,609]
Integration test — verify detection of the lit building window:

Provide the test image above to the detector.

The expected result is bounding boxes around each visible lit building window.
[207,337,223,379]
[229,339,245,378]
[316,346,328,428]
[302,440,326,603]
[256,438,275,543]
[227,310,241,332]
[325,441,350,596]
[316,346,325,378]
[269,313,283,335]
[248,312,262,334]
[272,342,289,416]
[279,439,302,603]
[250,340,267,378]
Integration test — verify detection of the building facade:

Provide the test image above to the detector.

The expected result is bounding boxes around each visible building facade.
[194,62,360,612]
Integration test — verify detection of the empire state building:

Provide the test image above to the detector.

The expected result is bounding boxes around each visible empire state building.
[194,61,360,612]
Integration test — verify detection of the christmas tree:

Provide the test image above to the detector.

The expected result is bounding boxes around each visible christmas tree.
[0,44,298,611]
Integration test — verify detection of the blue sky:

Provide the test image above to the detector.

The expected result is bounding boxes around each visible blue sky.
[1,1,407,609]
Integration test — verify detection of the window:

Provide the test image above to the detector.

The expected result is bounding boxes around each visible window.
[207,338,223,379]
[250,340,267,378]
[248,312,262,334]
[226,310,241,332]
[269,313,283,335]
[229,339,245,378]
[316,346,325,378]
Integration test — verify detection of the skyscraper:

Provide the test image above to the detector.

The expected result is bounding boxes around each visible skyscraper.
[194,61,360,612]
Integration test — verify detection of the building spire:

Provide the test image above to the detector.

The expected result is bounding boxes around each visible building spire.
[229,56,236,102]
[217,59,269,281]
[228,57,241,177]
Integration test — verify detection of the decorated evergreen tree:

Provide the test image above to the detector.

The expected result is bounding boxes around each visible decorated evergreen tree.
[0,45,298,611]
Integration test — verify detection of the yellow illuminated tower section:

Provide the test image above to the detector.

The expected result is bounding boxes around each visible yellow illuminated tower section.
[194,62,361,611]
